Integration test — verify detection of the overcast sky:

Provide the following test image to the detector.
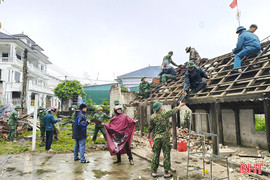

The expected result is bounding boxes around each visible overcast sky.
[0,0,270,83]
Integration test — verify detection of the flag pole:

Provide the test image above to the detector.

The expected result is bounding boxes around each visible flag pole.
[236,1,241,26]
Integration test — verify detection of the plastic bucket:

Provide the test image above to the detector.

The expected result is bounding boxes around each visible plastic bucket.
[177,141,187,152]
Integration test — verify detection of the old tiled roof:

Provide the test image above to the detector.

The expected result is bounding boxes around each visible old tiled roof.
[135,40,270,105]
[117,66,161,78]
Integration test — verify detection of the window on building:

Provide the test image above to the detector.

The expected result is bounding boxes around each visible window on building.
[255,114,266,132]
[14,71,21,83]
[0,69,2,80]
[2,53,8,57]
[41,65,44,71]
[12,91,21,98]
[16,54,21,60]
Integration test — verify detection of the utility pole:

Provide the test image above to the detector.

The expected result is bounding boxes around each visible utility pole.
[21,49,28,114]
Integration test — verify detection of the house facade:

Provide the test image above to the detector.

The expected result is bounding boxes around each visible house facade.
[0,32,61,113]
[116,65,161,91]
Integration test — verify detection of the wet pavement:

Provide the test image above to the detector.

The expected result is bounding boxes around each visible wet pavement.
[0,151,192,180]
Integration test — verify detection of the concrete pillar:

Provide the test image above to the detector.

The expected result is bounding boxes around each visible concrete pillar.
[43,95,47,108]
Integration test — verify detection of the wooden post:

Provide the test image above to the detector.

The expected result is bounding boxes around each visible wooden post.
[216,102,224,145]
[140,105,144,136]
[263,100,270,152]
[210,103,218,155]
[32,94,38,151]
[206,109,210,134]
[192,109,196,131]
[172,104,177,149]
[233,108,241,145]
[177,110,181,128]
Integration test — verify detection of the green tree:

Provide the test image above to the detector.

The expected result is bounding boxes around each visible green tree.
[100,98,110,113]
[54,80,85,100]
[85,98,96,112]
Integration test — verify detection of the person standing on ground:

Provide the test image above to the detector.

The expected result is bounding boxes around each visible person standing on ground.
[112,100,124,117]
[148,102,185,178]
[73,104,90,163]
[43,107,61,152]
[52,106,60,140]
[92,107,110,144]
[163,51,178,67]
[38,106,47,145]
[103,105,137,165]
[8,105,28,142]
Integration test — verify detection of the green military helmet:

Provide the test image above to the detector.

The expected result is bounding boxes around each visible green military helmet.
[186,61,196,68]
[168,51,173,55]
[114,100,120,105]
[38,106,44,110]
[153,101,163,112]
[97,107,103,111]
[185,46,191,53]
[71,105,77,109]
[141,76,146,81]
[15,105,21,110]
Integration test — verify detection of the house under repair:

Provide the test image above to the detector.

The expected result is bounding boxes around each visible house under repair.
[126,39,270,153]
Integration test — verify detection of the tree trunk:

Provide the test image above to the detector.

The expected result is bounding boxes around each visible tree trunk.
[21,49,28,114]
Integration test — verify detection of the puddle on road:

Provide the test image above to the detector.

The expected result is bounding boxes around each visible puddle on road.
[36,169,54,175]
[92,170,109,179]
[6,167,16,172]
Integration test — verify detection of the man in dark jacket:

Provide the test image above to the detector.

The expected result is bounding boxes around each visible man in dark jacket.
[159,60,177,86]
[43,107,61,152]
[232,26,261,73]
[73,103,90,163]
[183,62,209,97]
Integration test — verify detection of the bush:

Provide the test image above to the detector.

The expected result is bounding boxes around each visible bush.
[255,114,266,132]
[121,85,129,92]
[183,111,190,129]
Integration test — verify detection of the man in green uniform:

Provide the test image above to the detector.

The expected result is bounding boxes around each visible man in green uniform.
[38,106,47,144]
[163,51,178,67]
[147,101,185,178]
[136,77,155,99]
[92,107,110,143]
[8,105,22,142]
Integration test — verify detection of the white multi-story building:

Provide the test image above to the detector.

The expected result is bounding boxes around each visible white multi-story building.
[0,32,61,113]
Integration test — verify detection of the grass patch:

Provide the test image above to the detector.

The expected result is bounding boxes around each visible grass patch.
[255,114,266,132]
[0,118,107,154]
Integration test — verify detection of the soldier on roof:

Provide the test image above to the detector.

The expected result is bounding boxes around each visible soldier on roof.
[232,26,261,73]
[185,46,201,65]
[183,62,209,97]
[159,60,177,86]
[136,77,155,99]
[163,51,178,67]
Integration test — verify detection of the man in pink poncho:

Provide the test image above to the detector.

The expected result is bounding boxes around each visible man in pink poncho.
[103,105,138,165]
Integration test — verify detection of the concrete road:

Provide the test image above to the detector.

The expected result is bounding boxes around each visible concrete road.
[0,151,198,180]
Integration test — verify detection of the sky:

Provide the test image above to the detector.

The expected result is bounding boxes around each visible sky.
[0,0,270,84]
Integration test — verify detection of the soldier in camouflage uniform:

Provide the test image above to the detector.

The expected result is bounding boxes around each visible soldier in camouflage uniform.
[92,107,110,143]
[185,46,201,65]
[136,77,155,99]
[38,106,47,143]
[8,105,22,142]
[163,51,178,67]
[148,101,185,178]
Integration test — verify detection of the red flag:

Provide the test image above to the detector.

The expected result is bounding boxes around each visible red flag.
[230,0,237,9]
